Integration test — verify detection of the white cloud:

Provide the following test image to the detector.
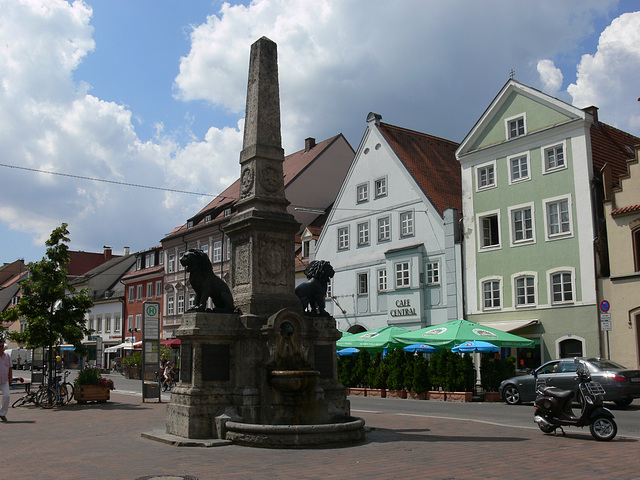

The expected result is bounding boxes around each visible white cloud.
[536,59,564,96]
[567,12,640,132]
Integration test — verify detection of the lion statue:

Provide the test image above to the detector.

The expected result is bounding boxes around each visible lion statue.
[295,260,335,316]
[180,248,235,313]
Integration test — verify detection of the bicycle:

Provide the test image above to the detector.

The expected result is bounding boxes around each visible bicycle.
[12,382,58,409]
[53,371,74,406]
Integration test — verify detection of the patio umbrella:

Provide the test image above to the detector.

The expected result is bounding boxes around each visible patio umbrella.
[337,347,360,357]
[161,338,181,349]
[452,340,499,353]
[403,343,436,354]
[336,326,409,351]
[392,319,534,349]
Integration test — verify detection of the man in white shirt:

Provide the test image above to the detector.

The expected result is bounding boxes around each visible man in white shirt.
[0,343,13,422]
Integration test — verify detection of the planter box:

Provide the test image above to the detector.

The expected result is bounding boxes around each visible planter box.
[75,385,110,403]
[347,387,367,397]
[428,391,447,401]
[387,390,408,399]
[484,391,502,402]
[447,391,473,402]
[407,391,427,400]
[366,388,386,398]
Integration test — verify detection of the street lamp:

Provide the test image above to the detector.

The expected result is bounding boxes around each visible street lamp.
[128,327,138,345]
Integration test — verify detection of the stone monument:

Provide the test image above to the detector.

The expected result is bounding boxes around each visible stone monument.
[165,36,364,447]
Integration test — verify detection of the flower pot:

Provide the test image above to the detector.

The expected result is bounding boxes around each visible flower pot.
[387,389,408,399]
[75,385,110,403]
[484,391,502,402]
[428,390,446,401]
[366,388,386,398]
[447,391,473,402]
[408,391,427,400]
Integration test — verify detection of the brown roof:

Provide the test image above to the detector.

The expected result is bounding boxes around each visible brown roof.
[611,204,640,217]
[590,121,640,188]
[164,135,343,241]
[65,250,120,277]
[378,122,461,217]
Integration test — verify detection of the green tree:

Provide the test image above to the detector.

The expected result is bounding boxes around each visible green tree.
[3,223,93,384]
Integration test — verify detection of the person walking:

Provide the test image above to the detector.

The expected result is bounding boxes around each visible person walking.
[0,343,13,422]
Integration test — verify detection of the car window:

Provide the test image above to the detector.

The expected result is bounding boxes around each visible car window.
[586,359,625,370]
[537,362,559,374]
[558,361,578,373]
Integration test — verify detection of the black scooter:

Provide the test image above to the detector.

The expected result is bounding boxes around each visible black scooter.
[533,358,617,441]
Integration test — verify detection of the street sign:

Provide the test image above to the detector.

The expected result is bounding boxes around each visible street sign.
[601,320,612,331]
[600,300,610,312]
[600,313,611,321]
[142,301,161,402]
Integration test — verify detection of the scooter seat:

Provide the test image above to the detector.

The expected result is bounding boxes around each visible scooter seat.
[541,387,574,400]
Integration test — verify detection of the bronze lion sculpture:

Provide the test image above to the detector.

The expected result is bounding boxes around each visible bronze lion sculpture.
[180,248,235,313]
[295,260,335,316]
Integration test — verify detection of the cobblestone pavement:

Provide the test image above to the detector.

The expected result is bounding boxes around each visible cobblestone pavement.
[2,390,639,480]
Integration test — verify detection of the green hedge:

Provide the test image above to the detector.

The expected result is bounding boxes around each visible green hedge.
[337,349,515,393]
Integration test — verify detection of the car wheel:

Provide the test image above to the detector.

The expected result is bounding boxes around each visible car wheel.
[503,385,521,405]
[614,398,633,408]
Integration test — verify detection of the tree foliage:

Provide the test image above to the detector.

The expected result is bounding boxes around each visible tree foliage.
[3,224,93,370]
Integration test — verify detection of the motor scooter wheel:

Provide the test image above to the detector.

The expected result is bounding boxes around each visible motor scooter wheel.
[538,423,555,434]
[589,416,617,441]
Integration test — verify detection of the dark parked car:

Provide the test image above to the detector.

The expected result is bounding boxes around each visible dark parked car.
[499,357,640,407]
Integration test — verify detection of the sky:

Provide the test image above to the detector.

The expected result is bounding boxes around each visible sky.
[1,0,639,265]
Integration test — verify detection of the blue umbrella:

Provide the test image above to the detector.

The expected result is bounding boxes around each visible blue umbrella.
[337,347,360,357]
[403,343,436,353]
[451,340,499,353]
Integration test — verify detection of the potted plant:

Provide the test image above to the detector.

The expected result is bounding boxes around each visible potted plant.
[74,367,115,403]
[122,351,141,379]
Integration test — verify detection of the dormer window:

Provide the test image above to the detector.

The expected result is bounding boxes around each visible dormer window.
[187,220,194,228]
[205,214,211,223]
[224,208,232,217]
[506,114,526,139]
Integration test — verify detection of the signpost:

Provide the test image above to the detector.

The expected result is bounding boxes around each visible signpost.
[600,300,611,359]
[142,301,161,402]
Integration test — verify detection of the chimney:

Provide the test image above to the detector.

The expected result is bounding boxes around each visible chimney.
[583,106,599,124]
[123,246,130,256]
[103,246,112,261]
[304,137,316,152]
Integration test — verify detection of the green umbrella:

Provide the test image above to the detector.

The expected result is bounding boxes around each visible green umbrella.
[336,326,409,351]
[392,319,534,349]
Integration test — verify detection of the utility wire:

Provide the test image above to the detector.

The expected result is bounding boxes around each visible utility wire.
[0,162,220,198]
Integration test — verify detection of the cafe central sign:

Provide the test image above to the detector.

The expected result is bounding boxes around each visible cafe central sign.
[390,298,417,317]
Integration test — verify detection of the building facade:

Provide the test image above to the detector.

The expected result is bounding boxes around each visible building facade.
[456,80,639,368]
[315,113,463,333]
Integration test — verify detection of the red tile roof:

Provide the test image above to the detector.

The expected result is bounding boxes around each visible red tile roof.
[378,123,461,217]
[590,121,640,188]
[611,204,640,217]
[65,251,120,277]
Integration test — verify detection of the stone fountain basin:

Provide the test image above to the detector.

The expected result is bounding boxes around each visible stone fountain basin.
[268,369,319,392]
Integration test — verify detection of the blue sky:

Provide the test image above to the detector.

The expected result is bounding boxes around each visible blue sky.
[1,0,639,265]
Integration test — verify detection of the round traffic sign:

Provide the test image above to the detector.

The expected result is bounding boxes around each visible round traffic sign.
[600,300,610,313]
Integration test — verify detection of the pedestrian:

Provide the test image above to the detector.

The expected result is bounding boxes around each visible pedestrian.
[0,343,13,422]
[16,354,21,370]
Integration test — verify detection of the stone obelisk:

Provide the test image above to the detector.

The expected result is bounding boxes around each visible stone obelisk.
[225,36,301,318]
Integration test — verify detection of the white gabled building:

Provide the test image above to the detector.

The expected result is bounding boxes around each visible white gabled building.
[314,113,463,333]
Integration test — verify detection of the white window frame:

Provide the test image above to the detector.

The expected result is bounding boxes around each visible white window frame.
[477,209,501,251]
[145,253,154,268]
[105,314,111,333]
[542,140,567,173]
[356,182,369,203]
[136,284,143,301]
[374,177,387,198]
[475,160,497,191]
[377,268,387,292]
[135,314,141,330]
[480,277,502,311]
[213,241,222,263]
[426,262,440,285]
[146,282,153,299]
[508,152,530,184]
[508,202,535,246]
[544,195,573,240]
[136,256,142,270]
[155,280,162,298]
[226,237,231,260]
[512,272,537,308]
[395,261,410,289]
[337,226,349,251]
[178,294,184,314]
[127,315,133,331]
[128,286,134,303]
[357,272,369,295]
[505,113,527,140]
[168,254,175,273]
[548,267,575,305]
[377,216,391,243]
[400,211,414,238]
[167,296,174,315]
[178,252,185,271]
[357,221,370,247]
[189,293,196,310]
[114,314,120,332]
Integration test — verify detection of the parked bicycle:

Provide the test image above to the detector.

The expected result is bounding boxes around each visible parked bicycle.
[12,381,58,409]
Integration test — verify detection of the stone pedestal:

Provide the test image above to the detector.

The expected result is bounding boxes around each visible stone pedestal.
[166,310,350,439]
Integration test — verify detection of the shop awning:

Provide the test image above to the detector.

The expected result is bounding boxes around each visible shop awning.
[104,342,136,353]
[59,345,75,351]
[478,319,539,333]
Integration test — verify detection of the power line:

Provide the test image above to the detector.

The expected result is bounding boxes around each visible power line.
[0,162,219,198]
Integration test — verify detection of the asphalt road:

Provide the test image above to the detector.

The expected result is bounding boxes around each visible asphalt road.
[15,369,640,439]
